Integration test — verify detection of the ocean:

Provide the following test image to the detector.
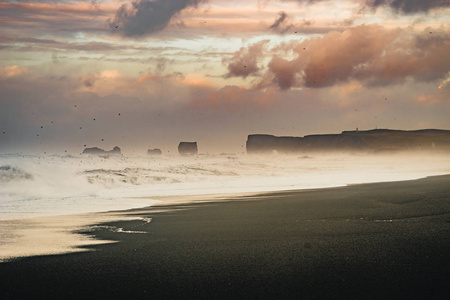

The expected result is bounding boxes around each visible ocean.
[2,152,449,221]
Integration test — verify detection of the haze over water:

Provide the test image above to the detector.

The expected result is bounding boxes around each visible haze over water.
[2,152,450,221]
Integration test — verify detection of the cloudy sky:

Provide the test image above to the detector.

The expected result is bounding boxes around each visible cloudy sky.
[0,0,449,154]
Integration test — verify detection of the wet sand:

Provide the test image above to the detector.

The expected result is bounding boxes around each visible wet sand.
[1,175,450,299]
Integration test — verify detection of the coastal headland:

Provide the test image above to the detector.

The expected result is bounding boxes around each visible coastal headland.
[246,129,450,154]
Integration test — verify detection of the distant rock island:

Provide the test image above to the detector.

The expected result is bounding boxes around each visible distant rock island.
[82,146,122,155]
[246,129,450,154]
[147,148,162,156]
[178,142,198,155]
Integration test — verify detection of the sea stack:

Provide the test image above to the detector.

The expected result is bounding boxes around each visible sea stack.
[147,148,162,156]
[82,146,122,155]
[178,142,198,155]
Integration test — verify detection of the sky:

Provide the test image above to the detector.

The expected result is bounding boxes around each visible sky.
[0,0,449,154]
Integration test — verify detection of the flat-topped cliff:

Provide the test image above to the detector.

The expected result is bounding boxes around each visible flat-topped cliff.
[246,129,450,154]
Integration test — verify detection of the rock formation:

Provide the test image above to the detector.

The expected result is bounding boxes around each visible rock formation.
[147,148,162,156]
[178,142,198,155]
[82,146,122,155]
[246,129,450,154]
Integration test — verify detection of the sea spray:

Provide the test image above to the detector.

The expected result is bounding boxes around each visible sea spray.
[1,152,449,220]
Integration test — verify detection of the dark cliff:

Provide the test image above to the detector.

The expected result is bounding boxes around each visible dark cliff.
[246,129,450,154]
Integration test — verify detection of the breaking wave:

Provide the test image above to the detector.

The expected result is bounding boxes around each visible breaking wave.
[0,165,33,183]
[1,152,449,220]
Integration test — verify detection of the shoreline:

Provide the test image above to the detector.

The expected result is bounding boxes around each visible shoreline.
[1,174,450,299]
[1,174,449,262]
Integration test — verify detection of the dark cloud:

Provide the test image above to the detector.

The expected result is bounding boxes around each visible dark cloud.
[269,11,294,34]
[364,0,450,13]
[284,0,449,13]
[269,11,288,30]
[110,0,206,36]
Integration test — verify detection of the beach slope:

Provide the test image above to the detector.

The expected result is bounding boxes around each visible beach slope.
[1,175,450,299]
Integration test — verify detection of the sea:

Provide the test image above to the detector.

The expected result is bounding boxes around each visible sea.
[2,151,450,221]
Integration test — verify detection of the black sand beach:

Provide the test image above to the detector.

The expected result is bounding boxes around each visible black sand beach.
[1,175,450,299]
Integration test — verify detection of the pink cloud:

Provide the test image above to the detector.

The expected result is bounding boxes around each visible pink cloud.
[224,40,269,78]
[224,24,450,90]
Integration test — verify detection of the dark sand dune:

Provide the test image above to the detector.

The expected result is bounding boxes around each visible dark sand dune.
[1,175,450,299]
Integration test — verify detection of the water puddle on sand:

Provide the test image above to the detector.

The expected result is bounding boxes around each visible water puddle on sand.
[0,212,150,262]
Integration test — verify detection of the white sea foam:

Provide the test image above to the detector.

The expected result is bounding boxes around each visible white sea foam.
[1,152,449,221]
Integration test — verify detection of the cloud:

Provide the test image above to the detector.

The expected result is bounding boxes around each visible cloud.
[0,65,29,78]
[0,2,112,37]
[110,0,207,36]
[281,0,449,14]
[224,40,269,78]
[188,85,284,112]
[417,79,450,104]
[2,64,450,153]
[269,11,294,34]
[363,0,450,14]
[225,24,450,90]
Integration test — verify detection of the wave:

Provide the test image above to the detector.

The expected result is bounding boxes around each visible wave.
[0,165,33,183]
[1,152,449,220]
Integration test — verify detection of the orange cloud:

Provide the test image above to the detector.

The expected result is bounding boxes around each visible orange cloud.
[0,65,29,78]
[80,70,129,97]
